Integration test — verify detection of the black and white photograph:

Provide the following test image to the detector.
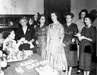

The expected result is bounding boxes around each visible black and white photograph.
[0,0,96,75]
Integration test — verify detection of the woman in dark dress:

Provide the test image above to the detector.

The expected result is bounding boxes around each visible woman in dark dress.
[28,17,36,29]
[76,14,96,75]
[28,17,36,46]
[35,15,47,59]
[63,12,78,75]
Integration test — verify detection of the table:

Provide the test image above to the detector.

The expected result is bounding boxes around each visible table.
[4,54,43,75]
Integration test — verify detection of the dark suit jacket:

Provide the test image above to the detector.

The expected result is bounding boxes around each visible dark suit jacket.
[14,26,35,41]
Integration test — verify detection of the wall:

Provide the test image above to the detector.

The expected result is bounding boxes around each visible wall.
[84,0,97,12]
[0,0,44,14]
[0,0,96,19]
[44,0,70,23]
[71,0,97,22]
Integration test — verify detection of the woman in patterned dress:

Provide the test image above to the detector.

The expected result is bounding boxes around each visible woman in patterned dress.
[36,15,47,59]
[46,12,68,73]
[3,29,17,59]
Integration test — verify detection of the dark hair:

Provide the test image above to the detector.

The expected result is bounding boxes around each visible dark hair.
[39,14,49,25]
[48,12,58,23]
[51,12,58,16]
[51,12,61,21]
[65,12,74,19]
[38,14,46,20]
[29,17,34,21]
[89,9,97,22]
[3,29,13,39]
[90,9,97,16]
[85,14,94,23]
[79,9,88,19]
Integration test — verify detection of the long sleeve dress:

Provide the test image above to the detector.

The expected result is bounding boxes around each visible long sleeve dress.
[36,26,47,59]
[63,23,78,67]
[79,26,96,71]
[46,22,68,71]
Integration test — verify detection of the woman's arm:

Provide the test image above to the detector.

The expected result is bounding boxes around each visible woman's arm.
[46,26,50,50]
[59,25,65,47]
[79,27,96,42]
[15,38,25,50]
[2,40,7,51]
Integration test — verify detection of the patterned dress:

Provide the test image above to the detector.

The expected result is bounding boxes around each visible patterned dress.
[36,26,47,59]
[3,38,17,59]
[46,22,67,71]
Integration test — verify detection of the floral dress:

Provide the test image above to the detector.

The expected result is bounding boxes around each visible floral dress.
[3,38,17,59]
[36,26,47,59]
[46,22,68,71]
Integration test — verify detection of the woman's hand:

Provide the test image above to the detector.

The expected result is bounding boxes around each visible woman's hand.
[81,36,92,41]
[72,38,75,43]
[30,39,34,43]
[74,33,81,37]
[36,40,39,45]
[63,43,66,47]
[78,36,85,41]
[78,35,92,42]
[19,38,25,43]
